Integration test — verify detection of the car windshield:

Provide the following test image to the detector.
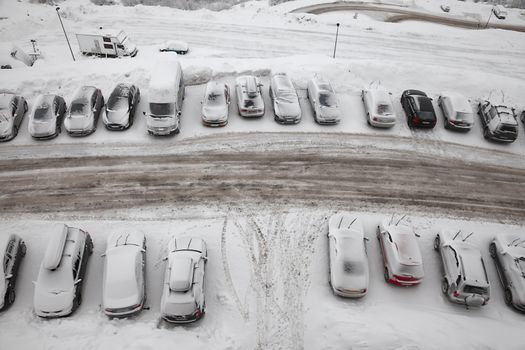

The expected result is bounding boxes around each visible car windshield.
[34,103,53,120]
[107,96,128,111]
[206,92,225,106]
[319,92,337,107]
[70,101,89,116]
[456,112,471,120]
[343,260,365,275]
[376,103,392,115]
[499,124,517,133]
[414,97,433,112]
[150,103,174,117]
[463,285,487,295]
[243,99,256,108]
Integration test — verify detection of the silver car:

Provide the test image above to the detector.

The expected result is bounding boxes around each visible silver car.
[307,76,341,125]
[270,73,301,124]
[160,237,207,323]
[0,93,27,142]
[28,94,67,139]
[490,235,525,311]
[64,86,104,136]
[102,232,146,317]
[434,230,490,307]
[235,75,264,117]
[328,213,369,298]
[201,81,230,127]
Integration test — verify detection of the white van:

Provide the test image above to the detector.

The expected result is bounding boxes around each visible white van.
[76,30,137,57]
[144,60,185,136]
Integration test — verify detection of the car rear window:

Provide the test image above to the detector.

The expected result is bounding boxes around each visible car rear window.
[415,97,433,112]
[463,285,487,295]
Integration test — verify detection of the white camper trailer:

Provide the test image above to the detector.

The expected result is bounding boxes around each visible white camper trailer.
[76,29,137,58]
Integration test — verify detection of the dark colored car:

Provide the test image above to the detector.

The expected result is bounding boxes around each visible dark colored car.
[103,83,141,130]
[400,90,437,128]
[0,234,26,311]
[0,93,28,142]
[64,86,104,136]
[28,94,67,140]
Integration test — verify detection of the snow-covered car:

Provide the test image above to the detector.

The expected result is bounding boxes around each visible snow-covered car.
[440,5,450,12]
[102,232,146,317]
[269,73,301,124]
[0,93,28,142]
[401,89,436,128]
[377,219,424,286]
[159,40,189,55]
[361,89,396,128]
[493,5,507,19]
[489,235,525,311]
[438,93,474,131]
[235,75,265,118]
[307,76,341,125]
[64,86,104,136]
[103,83,140,130]
[434,230,490,307]
[160,237,207,323]
[201,81,230,127]
[34,224,93,318]
[328,213,369,298]
[478,101,518,143]
[28,94,67,139]
[0,234,26,311]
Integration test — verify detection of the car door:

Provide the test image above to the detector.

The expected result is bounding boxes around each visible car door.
[225,85,230,105]
[327,234,337,279]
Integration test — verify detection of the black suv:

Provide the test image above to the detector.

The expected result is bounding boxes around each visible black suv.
[401,90,437,128]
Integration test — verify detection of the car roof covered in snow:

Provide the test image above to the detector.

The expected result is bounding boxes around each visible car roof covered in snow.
[457,244,488,285]
[43,224,69,270]
[0,234,16,258]
[205,81,225,96]
[168,237,205,254]
[442,93,472,114]
[169,257,194,292]
[106,231,144,249]
[271,73,294,91]
[366,89,392,106]
[492,104,517,125]
[495,234,525,259]
[72,86,96,103]
[387,224,422,266]
[148,60,182,103]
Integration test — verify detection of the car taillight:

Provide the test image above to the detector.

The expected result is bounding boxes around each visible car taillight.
[412,115,420,123]
[193,309,203,318]
[453,291,460,297]
[240,109,248,113]
[373,117,378,121]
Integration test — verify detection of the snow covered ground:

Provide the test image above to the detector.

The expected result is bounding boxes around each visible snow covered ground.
[1,210,525,350]
[1,0,525,349]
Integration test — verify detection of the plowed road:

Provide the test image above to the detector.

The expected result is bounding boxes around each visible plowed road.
[0,133,524,221]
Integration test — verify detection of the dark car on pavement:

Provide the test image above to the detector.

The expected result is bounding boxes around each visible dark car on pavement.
[0,234,26,311]
[103,83,141,130]
[401,90,437,128]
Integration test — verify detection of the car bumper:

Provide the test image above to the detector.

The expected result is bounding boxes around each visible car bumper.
[487,133,516,143]
[148,126,179,136]
[240,111,264,118]
[316,119,340,125]
[162,312,204,324]
[104,304,143,318]
[35,306,73,318]
[333,287,367,298]
[0,133,15,142]
[105,123,129,131]
[202,119,227,127]
[275,116,300,125]
[448,294,488,307]
[67,128,95,137]
[369,119,395,128]
[31,132,58,140]
[388,276,422,287]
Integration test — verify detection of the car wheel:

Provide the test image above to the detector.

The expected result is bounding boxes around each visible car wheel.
[74,293,82,310]
[7,288,15,305]
[483,127,489,139]
[441,278,449,295]
[383,266,390,282]
[24,101,28,113]
[20,241,27,256]
[489,243,497,258]
[444,118,450,129]
[504,288,513,306]
[433,235,440,251]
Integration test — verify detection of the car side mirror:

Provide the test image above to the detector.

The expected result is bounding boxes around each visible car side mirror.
[364,237,370,242]
[203,256,208,262]
[5,274,13,280]
[141,248,146,253]
[74,279,82,285]
[162,256,168,261]
[415,233,421,238]
[92,107,97,112]
[100,253,106,258]
[177,111,182,117]
[142,111,146,116]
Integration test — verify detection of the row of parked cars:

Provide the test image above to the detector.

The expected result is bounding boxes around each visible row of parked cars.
[0,225,207,323]
[1,61,523,142]
[327,213,525,310]
[2,218,524,321]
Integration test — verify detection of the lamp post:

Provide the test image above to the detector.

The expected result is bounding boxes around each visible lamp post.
[56,7,75,61]
[484,6,494,29]
[333,23,340,59]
